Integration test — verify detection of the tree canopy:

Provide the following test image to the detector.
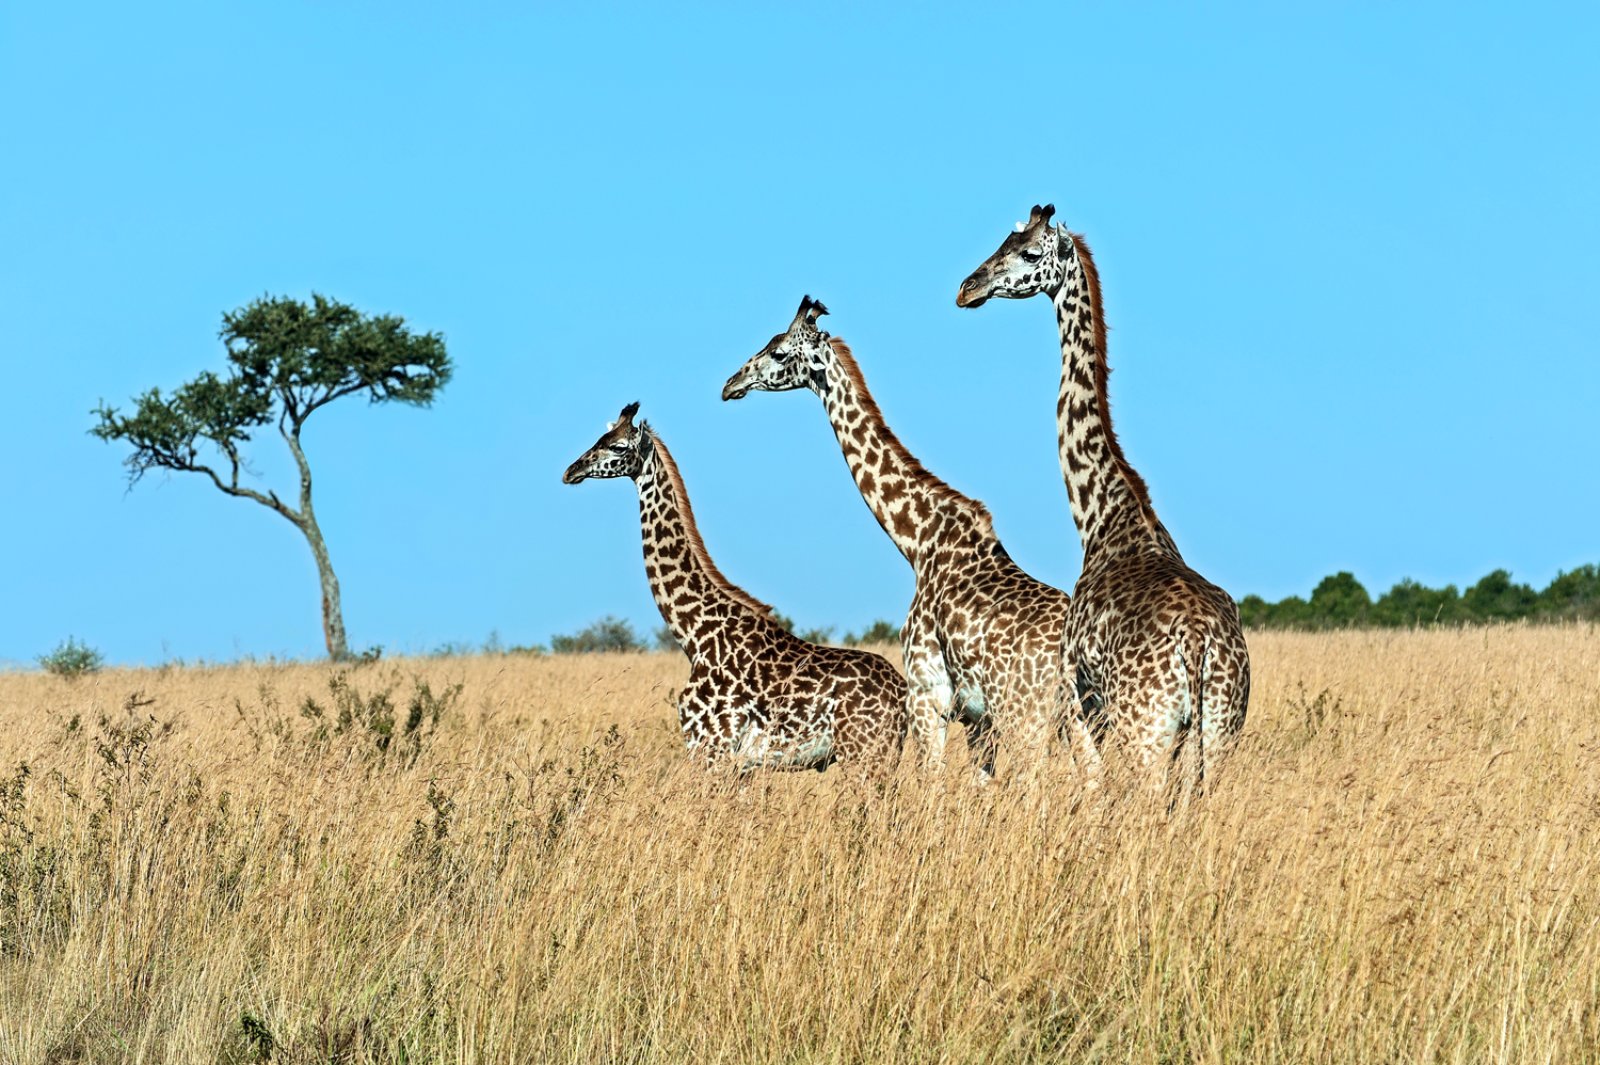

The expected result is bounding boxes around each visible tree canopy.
[94,294,450,506]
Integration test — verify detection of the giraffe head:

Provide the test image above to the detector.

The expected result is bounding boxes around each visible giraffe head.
[721,296,832,401]
[562,402,645,484]
[956,203,1064,308]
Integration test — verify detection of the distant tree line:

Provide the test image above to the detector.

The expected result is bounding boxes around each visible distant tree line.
[512,566,1600,654]
[1238,565,1600,630]
[539,615,905,655]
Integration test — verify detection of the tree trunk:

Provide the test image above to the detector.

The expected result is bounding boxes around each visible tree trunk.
[283,426,351,661]
[299,513,350,661]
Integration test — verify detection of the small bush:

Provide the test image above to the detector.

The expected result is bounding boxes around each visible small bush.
[550,617,645,654]
[236,1012,275,1063]
[37,637,104,678]
[299,671,461,767]
[843,619,901,646]
[772,612,836,644]
[439,631,545,656]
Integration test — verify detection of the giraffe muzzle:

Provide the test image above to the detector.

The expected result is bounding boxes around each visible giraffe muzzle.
[721,373,751,402]
[956,272,990,308]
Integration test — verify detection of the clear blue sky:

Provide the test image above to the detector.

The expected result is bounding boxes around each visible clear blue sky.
[2,3,1596,666]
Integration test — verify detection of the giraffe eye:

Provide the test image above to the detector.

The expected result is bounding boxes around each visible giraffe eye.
[1021,246,1043,263]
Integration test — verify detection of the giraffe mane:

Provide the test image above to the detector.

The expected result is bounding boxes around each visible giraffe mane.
[827,336,995,533]
[1067,230,1155,513]
[644,427,779,621]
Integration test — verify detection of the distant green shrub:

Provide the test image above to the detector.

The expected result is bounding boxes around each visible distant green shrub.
[550,617,645,654]
[844,619,901,646]
[655,616,834,651]
[37,637,104,678]
[772,612,837,644]
[430,632,544,658]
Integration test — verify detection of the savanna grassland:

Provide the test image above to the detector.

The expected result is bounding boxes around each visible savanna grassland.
[1,627,1598,1064]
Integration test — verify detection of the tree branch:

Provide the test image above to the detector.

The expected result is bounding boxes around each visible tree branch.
[214,438,300,524]
[191,461,301,524]
[300,379,369,421]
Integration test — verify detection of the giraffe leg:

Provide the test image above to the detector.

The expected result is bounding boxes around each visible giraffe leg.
[1129,689,1187,803]
[901,607,953,772]
[905,655,952,771]
[1064,717,1103,788]
[1168,628,1246,803]
[1007,711,1052,786]
[963,713,997,784]
[1155,711,1205,813]
[1172,727,1201,807]
[990,670,1053,786]
[1058,646,1104,788]
[1196,646,1251,794]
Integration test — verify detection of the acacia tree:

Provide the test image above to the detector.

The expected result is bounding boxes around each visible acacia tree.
[93,294,451,660]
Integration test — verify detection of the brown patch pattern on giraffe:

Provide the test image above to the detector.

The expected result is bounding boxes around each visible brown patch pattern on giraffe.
[564,403,906,773]
[959,205,1250,795]
[725,300,1082,777]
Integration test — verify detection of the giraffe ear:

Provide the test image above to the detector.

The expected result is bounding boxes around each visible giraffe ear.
[1030,203,1057,226]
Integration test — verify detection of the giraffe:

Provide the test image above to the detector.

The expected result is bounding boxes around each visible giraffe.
[956,204,1250,795]
[722,299,1088,779]
[563,402,907,773]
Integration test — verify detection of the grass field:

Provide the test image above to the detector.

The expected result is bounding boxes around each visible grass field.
[0,626,1597,1063]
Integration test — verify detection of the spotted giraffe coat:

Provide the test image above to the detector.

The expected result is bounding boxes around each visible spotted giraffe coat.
[959,206,1250,793]
[564,404,907,772]
[724,301,1081,777]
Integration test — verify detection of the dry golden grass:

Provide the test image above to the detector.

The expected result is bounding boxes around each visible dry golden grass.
[1,626,1598,1063]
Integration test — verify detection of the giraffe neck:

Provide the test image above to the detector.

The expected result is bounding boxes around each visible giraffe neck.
[814,336,976,563]
[1048,229,1181,561]
[634,431,774,653]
